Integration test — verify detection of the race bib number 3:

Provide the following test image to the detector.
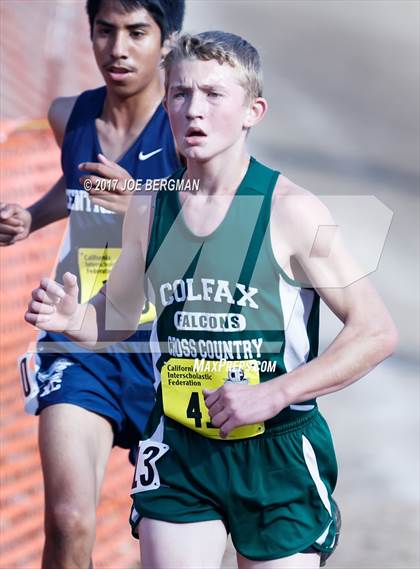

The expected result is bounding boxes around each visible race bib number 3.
[78,247,156,324]
[161,358,265,440]
[131,439,169,494]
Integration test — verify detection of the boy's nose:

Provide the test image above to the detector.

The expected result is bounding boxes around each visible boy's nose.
[185,92,204,119]
[110,32,129,59]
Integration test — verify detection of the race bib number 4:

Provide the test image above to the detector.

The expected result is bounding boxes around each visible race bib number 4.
[161,358,265,440]
[78,247,156,325]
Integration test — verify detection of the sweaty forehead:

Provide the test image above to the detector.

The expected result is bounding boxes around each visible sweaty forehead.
[169,58,242,88]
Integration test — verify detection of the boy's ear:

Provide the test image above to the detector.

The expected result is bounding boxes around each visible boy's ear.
[243,97,268,129]
[162,95,168,113]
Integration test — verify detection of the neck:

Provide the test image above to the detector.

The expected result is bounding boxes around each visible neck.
[186,144,250,196]
[101,75,164,131]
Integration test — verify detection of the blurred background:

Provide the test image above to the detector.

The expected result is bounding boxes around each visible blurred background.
[1,1,419,567]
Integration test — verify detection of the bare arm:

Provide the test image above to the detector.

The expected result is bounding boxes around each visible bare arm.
[0,97,76,245]
[27,175,68,231]
[25,192,153,347]
[277,257,397,404]
[0,176,68,245]
[205,178,398,437]
[48,96,77,147]
[270,181,398,404]
[29,97,77,228]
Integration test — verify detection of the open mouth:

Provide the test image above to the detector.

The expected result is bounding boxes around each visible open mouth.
[186,127,206,137]
[185,127,207,144]
[105,65,134,80]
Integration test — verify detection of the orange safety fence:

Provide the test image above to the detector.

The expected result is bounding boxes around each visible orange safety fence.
[0,121,139,569]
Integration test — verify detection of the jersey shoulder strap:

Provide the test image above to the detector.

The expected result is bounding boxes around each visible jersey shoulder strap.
[232,158,280,303]
[65,86,106,135]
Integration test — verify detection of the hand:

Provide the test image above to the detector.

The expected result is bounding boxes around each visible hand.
[25,272,81,332]
[203,380,286,438]
[79,153,134,214]
[0,203,32,246]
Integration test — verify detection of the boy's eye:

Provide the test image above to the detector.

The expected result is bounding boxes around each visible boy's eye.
[208,92,221,98]
[173,92,186,100]
[98,27,112,36]
[130,30,145,38]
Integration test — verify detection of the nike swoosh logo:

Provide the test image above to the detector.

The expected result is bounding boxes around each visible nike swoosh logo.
[138,148,163,161]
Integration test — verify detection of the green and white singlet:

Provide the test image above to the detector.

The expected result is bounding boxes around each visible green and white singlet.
[144,156,320,438]
[130,157,338,560]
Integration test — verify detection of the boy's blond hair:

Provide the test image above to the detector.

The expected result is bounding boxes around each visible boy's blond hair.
[163,31,263,102]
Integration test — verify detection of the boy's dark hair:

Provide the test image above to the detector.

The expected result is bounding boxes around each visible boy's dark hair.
[86,0,185,42]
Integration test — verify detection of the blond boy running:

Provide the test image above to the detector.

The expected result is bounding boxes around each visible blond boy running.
[25,31,397,569]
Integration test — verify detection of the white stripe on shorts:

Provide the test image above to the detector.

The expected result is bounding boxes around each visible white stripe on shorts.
[302,434,332,516]
[302,434,333,545]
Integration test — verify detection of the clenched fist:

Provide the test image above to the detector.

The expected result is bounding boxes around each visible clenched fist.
[0,203,31,246]
[203,380,285,438]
